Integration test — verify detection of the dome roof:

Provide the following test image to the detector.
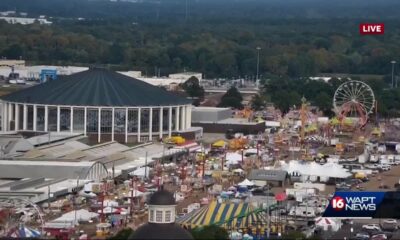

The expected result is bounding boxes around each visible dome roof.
[129,223,193,240]
[1,68,190,107]
[149,189,175,205]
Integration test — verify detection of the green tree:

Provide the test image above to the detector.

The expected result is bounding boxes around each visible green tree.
[251,94,265,111]
[191,225,229,240]
[2,44,23,59]
[218,86,243,109]
[314,92,333,116]
[107,228,134,240]
[281,230,306,240]
[180,76,205,106]
[272,90,301,113]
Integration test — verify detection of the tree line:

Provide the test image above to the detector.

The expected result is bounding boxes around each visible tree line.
[257,76,400,118]
[0,8,399,79]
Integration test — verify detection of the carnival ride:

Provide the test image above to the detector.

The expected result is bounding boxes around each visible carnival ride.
[0,198,44,238]
[333,80,375,128]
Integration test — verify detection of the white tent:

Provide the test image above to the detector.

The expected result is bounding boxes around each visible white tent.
[281,160,351,179]
[226,152,242,166]
[315,217,341,232]
[238,179,255,187]
[58,209,99,223]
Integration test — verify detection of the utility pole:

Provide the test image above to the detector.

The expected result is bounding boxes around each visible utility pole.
[185,0,188,22]
[391,60,396,88]
[144,151,148,181]
[256,47,261,82]
[47,185,51,213]
[130,177,134,217]
[266,187,270,238]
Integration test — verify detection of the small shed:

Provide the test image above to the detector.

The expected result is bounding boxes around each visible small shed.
[248,169,290,187]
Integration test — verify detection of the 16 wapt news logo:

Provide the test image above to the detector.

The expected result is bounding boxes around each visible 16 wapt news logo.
[331,196,376,211]
[323,192,385,218]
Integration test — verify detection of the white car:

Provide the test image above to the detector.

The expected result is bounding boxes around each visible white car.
[378,164,391,171]
[362,224,381,231]
[383,219,397,225]
[365,164,380,170]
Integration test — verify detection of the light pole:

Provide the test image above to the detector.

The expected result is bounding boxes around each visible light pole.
[256,47,261,82]
[391,60,396,88]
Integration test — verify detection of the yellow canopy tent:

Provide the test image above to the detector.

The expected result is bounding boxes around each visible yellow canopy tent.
[371,127,381,136]
[354,172,366,179]
[177,201,268,230]
[342,118,353,126]
[330,117,340,126]
[305,124,318,133]
[255,116,264,123]
[212,140,226,148]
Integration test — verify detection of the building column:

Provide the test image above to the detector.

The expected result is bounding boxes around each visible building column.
[181,106,186,130]
[98,108,101,143]
[33,105,37,131]
[57,106,61,132]
[125,108,128,143]
[44,105,48,132]
[111,108,115,142]
[186,105,191,128]
[70,107,74,133]
[137,108,141,142]
[175,106,180,131]
[149,108,153,141]
[84,107,87,136]
[7,103,11,131]
[14,104,19,131]
[159,107,163,139]
[23,104,27,130]
[2,102,7,131]
[168,106,172,137]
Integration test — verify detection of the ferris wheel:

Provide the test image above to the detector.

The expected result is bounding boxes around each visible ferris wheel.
[333,80,375,126]
[0,198,44,238]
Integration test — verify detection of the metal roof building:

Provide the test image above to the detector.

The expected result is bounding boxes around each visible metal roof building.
[248,169,290,187]
[0,68,193,143]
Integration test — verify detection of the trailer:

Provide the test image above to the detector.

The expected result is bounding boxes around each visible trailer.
[293,182,326,192]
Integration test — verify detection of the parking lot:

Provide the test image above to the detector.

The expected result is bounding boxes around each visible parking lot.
[332,219,400,240]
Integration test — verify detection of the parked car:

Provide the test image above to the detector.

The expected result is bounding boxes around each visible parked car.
[371,233,388,240]
[362,224,381,231]
[351,236,369,240]
[355,232,370,239]
[378,164,391,171]
[366,164,381,170]
[381,219,398,231]
[394,160,400,165]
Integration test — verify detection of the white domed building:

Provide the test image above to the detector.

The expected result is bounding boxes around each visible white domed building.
[0,68,192,143]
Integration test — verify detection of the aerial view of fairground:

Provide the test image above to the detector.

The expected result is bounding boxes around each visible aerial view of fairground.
[0,0,400,240]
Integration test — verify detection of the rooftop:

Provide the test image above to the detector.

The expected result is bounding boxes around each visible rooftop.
[248,169,289,182]
[2,68,190,107]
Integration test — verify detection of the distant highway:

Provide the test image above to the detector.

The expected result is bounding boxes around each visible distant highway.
[204,87,259,94]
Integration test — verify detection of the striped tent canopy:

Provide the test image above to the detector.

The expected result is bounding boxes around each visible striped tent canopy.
[177,201,268,230]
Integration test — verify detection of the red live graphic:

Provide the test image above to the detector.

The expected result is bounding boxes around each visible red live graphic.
[359,23,384,35]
